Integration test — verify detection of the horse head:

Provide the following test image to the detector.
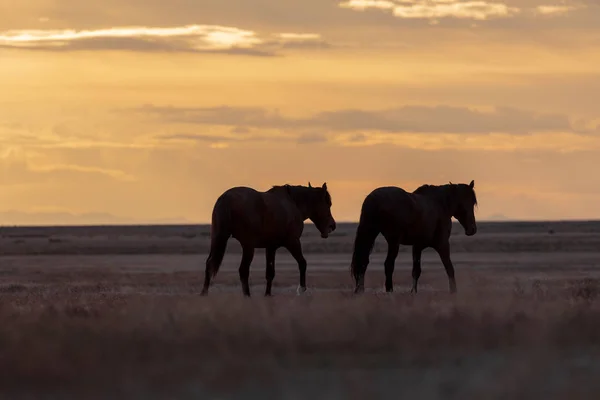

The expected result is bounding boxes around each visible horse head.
[306,182,336,238]
[450,180,478,236]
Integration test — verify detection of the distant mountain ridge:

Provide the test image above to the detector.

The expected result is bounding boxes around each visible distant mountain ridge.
[0,210,192,226]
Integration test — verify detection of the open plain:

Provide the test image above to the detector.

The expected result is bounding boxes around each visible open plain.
[1,220,600,399]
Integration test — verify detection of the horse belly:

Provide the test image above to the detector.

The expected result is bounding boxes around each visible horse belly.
[368,189,438,247]
[231,226,284,249]
[248,228,293,249]
[227,202,270,247]
[383,213,433,246]
[225,191,300,248]
[398,231,432,246]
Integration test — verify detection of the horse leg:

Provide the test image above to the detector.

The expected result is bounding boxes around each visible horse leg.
[351,224,380,294]
[201,256,213,296]
[435,242,457,294]
[410,246,423,294]
[383,238,399,293]
[285,239,307,295]
[239,245,255,297]
[201,234,229,296]
[265,247,276,296]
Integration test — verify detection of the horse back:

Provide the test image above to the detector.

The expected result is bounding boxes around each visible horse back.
[363,186,442,244]
[215,186,301,246]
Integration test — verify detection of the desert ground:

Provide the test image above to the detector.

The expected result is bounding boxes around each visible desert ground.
[1,221,600,399]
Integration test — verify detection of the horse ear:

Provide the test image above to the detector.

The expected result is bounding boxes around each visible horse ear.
[322,182,327,190]
[469,180,475,189]
[308,182,312,188]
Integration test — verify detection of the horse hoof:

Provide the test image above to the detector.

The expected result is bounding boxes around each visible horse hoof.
[200,289,208,296]
[296,285,307,295]
[354,286,364,295]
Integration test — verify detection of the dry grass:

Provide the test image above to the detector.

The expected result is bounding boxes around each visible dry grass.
[1,221,600,398]
[1,272,599,399]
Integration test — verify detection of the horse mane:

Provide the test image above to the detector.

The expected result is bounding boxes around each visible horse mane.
[413,183,451,198]
[267,184,291,194]
[268,184,332,206]
[414,183,478,206]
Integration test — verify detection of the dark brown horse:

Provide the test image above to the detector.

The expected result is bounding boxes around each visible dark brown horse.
[350,181,478,294]
[201,182,336,297]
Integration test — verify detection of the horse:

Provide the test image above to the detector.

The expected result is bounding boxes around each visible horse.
[200,182,336,297]
[350,180,478,295]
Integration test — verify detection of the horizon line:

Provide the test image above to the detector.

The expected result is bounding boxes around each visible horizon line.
[2,218,600,229]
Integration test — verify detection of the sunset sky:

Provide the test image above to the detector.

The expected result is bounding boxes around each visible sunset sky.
[1,0,600,225]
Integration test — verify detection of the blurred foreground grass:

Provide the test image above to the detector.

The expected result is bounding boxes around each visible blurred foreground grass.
[1,278,599,399]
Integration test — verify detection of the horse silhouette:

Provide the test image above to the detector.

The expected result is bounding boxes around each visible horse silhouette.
[201,182,336,297]
[350,180,478,294]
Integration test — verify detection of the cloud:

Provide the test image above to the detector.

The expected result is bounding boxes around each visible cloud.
[0,118,163,151]
[29,164,136,182]
[0,24,330,55]
[135,104,589,135]
[155,131,297,146]
[155,133,236,149]
[157,133,238,143]
[339,0,519,20]
[138,106,287,128]
[270,32,332,49]
[0,153,136,187]
[535,4,581,16]
[338,0,583,22]
[296,132,329,144]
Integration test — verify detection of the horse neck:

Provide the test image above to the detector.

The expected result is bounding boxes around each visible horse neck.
[440,186,459,217]
[286,186,313,220]
[420,185,457,218]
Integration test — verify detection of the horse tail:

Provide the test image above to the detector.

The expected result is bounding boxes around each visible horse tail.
[205,196,232,278]
[350,196,380,279]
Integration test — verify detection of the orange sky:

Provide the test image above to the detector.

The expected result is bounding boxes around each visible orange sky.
[1,0,600,224]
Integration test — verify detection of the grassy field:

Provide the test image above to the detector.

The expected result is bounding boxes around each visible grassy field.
[1,221,600,399]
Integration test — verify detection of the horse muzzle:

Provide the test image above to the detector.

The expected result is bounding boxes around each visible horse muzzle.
[320,222,336,239]
[465,225,477,236]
